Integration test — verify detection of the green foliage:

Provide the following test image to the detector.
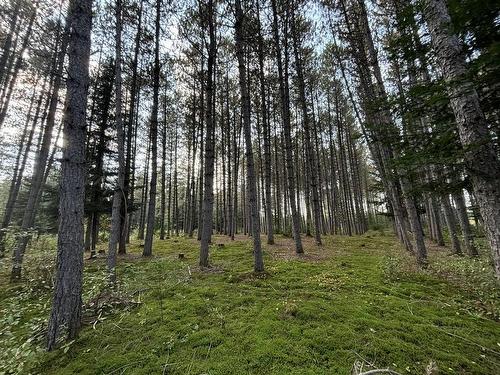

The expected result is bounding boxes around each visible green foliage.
[1,233,499,374]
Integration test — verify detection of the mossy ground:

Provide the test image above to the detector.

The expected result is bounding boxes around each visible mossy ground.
[0,231,499,374]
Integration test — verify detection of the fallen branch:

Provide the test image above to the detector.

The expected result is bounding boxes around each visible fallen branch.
[434,326,500,357]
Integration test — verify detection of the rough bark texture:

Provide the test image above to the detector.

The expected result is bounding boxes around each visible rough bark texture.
[423,0,500,277]
[46,0,92,350]
[199,0,216,267]
[235,0,264,273]
[400,177,427,264]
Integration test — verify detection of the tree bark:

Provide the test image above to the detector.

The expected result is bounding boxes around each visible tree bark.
[453,190,478,256]
[256,1,274,245]
[46,0,92,350]
[441,194,462,255]
[108,0,125,282]
[235,0,264,272]
[143,0,161,256]
[199,0,216,267]
[423,0,500,277]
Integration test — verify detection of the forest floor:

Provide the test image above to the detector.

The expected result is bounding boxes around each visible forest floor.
[0,230,499,374]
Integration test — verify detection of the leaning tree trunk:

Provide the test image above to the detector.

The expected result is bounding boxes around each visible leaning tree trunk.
[0,78,44,257]
[423,0,500,277]
[235,0,264,272]
[46,0,92,350]
[0,5,37,129]
[0,0,20,89]
[11,19,70,280]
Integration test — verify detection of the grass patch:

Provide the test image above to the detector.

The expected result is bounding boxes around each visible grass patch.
[0,232,499,374]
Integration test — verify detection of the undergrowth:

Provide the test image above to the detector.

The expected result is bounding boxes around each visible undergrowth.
[0,232,499,374]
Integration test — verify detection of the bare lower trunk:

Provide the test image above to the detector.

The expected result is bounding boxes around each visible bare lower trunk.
[453,191,478,256]
[271,0,303,253]
[441,194,462,255]
[235,0,264,272]
[46,0,92,350]
[143,0,161,257]
[291,7,322,246]
[199,0,216,267]
[400,177,427,265]
[257,1,274,245]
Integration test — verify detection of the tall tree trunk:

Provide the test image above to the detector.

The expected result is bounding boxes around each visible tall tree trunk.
[138,138,150,240]
[423,0,500,276]
[256,0,274,245]
[46,0,92,350]
[199,0,216,267]
[271,0,303,253]
[107,0,125,282]
[0,78,44,256]
[160,91,167,240]
[11,18,69,280]
[0,4,37,129]
[0,0,20,88]
[235,0,264,272]
[121,0,143,251]
[143,0,160,256]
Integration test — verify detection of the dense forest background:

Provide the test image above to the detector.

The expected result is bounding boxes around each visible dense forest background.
[0,0,499,373]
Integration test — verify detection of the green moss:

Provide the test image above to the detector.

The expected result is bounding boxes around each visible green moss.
[1,232,499,374]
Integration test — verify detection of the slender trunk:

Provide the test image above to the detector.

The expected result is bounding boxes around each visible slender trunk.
[0,5,37,129]
[199,0,216,267]
[441,194,462,255]
[235,0,264,272]
[108,0,125,282]
[256,0,274,245]
[453,191,478,256]
[271,0,303,253]
[160,92,167,240]
[143,0,160,256]
[0,0,20,87]
[11,18,69,280]
[122,0,143,250]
